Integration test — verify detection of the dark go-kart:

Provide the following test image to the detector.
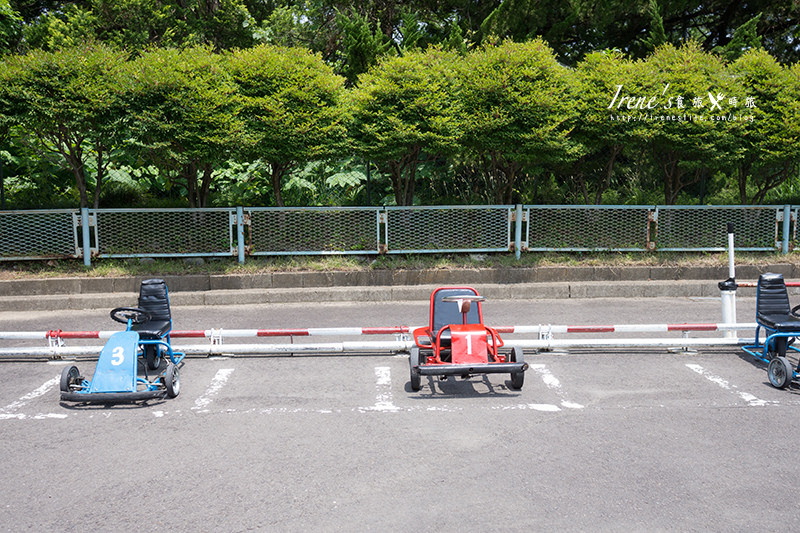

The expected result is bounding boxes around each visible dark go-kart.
[742,273,800,389]
[409,286,528,392]
[60,279,185,403]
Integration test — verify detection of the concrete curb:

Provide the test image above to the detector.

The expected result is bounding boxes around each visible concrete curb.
[1,264,797,311]
[1,263,796,295]
[0,276,783,312]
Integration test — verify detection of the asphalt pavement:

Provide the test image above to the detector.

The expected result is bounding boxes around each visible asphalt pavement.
[3,296,800,532]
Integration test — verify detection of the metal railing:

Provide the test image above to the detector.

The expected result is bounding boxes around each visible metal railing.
[0,205,795,265]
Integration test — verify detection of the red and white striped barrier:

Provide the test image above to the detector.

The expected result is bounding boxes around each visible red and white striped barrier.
[0,326,410,341]
[0,320,759,358]
[493,322,756,335]
[736,281,800,288]
[0,322,757,342]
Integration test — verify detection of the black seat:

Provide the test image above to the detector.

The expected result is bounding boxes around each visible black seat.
[756,273,800,331]
[132,279,172,339]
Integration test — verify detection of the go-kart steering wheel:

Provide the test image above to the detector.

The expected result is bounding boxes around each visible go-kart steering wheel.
[110,307,151,325]
[441,294,486,324]
[441,295,486,303]
[792,304,800,318]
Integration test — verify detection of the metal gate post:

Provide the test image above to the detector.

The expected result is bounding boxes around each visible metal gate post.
[236,206,246,264]
[81,207,91,267]
[514,204,523,260]
[782,204,792,254]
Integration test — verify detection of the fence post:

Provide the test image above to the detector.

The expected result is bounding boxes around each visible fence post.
[81,207,91,267]
[782,204,792,254]
[514,204,523,260]
[236,206,246,264]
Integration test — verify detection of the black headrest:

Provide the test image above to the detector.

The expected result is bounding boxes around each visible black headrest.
[757,273,791,317]
[138,278,171,322]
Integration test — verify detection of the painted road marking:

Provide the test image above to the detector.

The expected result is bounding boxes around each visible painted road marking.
[529,364,585,410]
[360,366,400,412]
[192,368,235,412]
[686,364,776,406]
[0,376,68,420]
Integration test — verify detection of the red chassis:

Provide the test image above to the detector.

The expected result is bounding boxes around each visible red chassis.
[409,287,527,391]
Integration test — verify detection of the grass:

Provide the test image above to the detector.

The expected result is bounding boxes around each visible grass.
[1,251,798,280]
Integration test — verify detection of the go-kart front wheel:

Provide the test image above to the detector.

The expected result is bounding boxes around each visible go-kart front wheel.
[60,365,81,392]
[409,348,421,391]
[509,347,525,390]
[768,356,794,389]
[164,364,180,398]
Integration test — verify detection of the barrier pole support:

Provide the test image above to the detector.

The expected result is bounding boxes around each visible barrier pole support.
[719,222,737,339]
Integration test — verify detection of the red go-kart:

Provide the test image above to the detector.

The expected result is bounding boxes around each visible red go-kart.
[409,287,528,391]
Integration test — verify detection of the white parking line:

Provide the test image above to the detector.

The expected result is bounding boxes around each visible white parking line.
[686,364,775,407]
[360,366,400,412]
[192,368,235,412]
[1,376,59,413]
[0,376,68,420]
[529,364,585,409]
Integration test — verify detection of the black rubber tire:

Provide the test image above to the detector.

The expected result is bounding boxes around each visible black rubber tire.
[409,348,421,391]
[768,356,793,389]
[60,365,80,392]
[509,347,525,390]
[144,345,161,371]
[164,364,180,398]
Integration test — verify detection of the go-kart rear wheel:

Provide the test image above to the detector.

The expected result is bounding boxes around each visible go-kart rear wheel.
[164,364,180,398]
[409,348,422,391]
[144,345,161,371]
[768,356,794,389]
[60,365,80,392]
[509,347,524,390]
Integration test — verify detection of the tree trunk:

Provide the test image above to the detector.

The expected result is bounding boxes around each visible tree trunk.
[199,162,213,208]
[182,162,198,208]
[388,146,421,206]
[92,145,106,209]
[269,161,293,207]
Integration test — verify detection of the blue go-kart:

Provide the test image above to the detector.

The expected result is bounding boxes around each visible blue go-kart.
[742,273,800,389]
[60,279,185,403]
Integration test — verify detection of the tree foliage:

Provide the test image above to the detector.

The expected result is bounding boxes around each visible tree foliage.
[349,47,462,205]
[226,44,347,207]
[1,2,800,209]
[127,46,241,208]
[0,43,128,208]
[457,39,577,204]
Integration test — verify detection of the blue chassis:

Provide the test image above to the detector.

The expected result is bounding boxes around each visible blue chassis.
[742,326,800,383]
[60,332,185,403]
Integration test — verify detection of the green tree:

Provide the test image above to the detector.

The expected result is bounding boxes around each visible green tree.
[0,44,129,208]
[18,0,258,51]
[0,0,22,54]
[457,39,577,204]
[126,46,241,208]
[348,46,462,205]
[635,42,736,204]
[226,44,347,207]
[570,49,639,204]
[727,49,800,203]
[335,8,391,86]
